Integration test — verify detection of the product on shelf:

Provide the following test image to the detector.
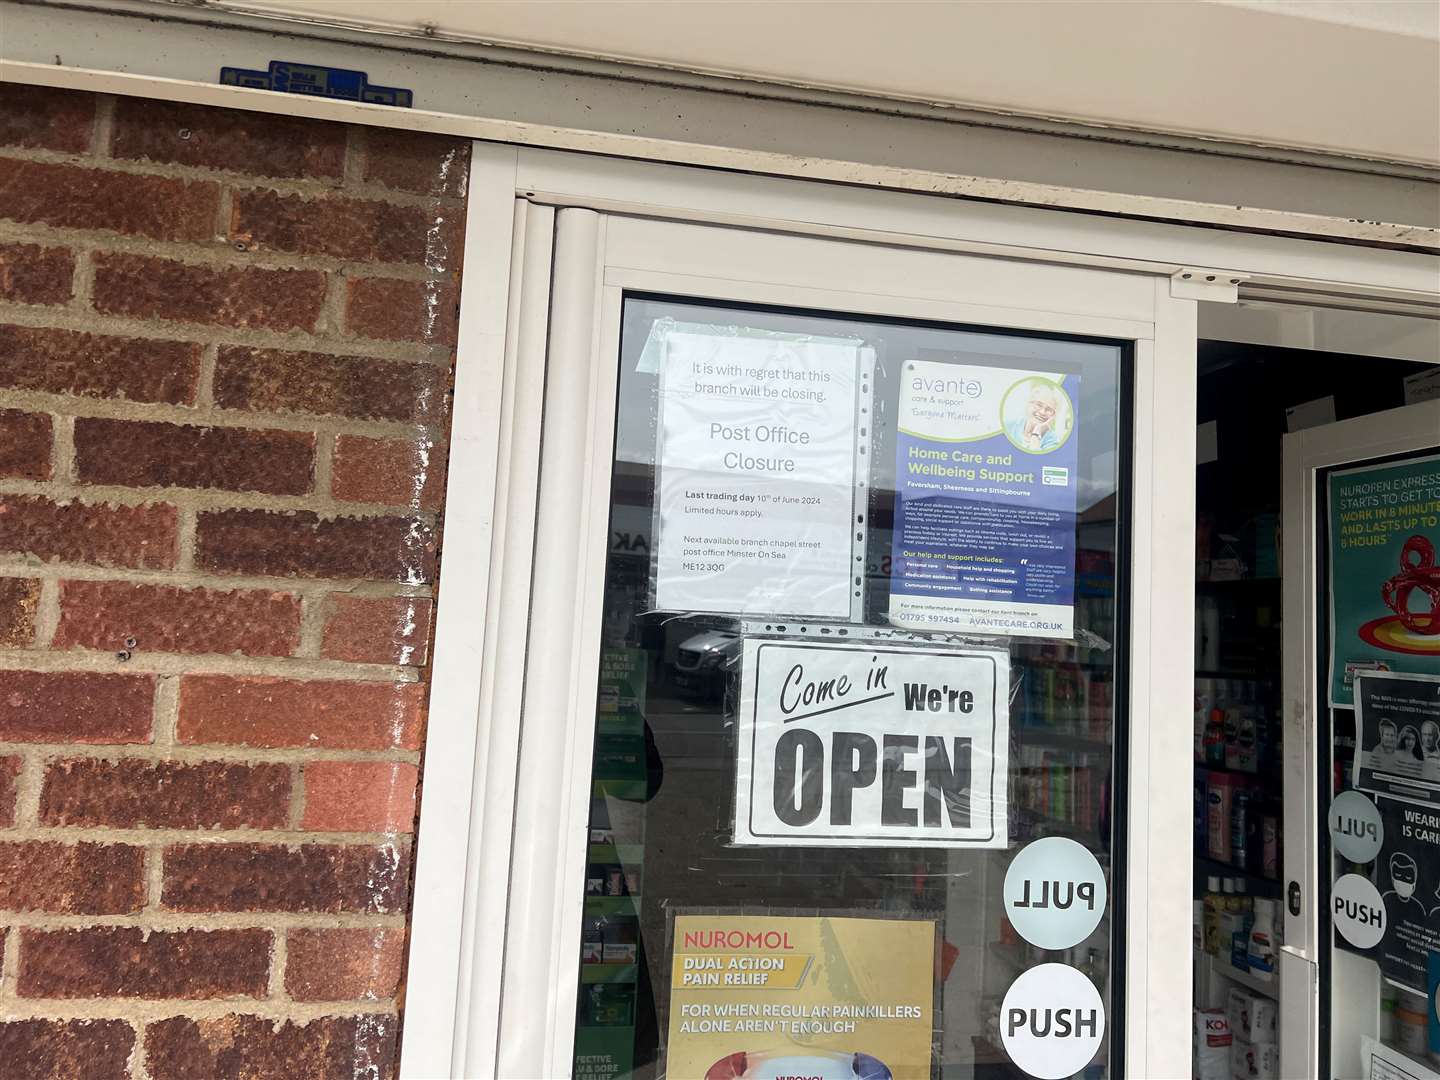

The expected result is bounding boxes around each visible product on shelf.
[1260,814,1279,879]
[1205,707,1227,767]
[1203,876,1224,956]
[1230,1037,1279,1080]
[1396,996,1427,1058]
[1229,881,1254,974]
[1226,988,1276,1045]
[1208,775,1240,862]
[1231,791,1251,869]
[1246,899,1277,983]
[1193,1009,1232,1080]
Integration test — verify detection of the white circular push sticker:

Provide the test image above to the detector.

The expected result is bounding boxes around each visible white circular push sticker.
[1003,837,1107,950]
[1000,963,1105,1080]
[1332,873,1386,950]
[1328,791,1383,864]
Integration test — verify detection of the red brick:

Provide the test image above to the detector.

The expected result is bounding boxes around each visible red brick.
[196,508,437,583]
[145,1014,397,1080]
[93,253,327,333]
[321,594,433,666]
[112,97,346,179]
[0,495,177,568]
[365,128,470,198]
[161,842,409,913]
[0,755,19,827]
[0,159,220,242]
[73,417,314,495]
[0,324,200,404]
[0,842,144,914]
[0,577,40,647]
[178,675,423,750]
[0,84,95,153]
[331,434,445,510]
[346,275,459,345]
[0,1019,134,1080]
[41,758,290,829]
[0,409,51,480]
[0,242,74,305]
[231,189,463,266]
[0,671,154,744]
[213,345,448,424]
[285,928,406,1001]
[19,927,269,998]
[302,761,418,833]
[55,580,302,657]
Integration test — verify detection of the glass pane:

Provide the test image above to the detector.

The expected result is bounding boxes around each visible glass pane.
[572,297,1128,1080]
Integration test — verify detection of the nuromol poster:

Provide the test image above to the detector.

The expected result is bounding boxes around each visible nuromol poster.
[664,914,935,1080]
[889,360,1080,638]
[1328,453,1440,706]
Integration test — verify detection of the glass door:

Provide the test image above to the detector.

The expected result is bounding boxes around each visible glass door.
[1280,400,1440,1080]
[496,208,1198,1079]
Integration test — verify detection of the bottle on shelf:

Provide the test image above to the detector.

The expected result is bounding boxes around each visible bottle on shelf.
[1204,708,1227,767]
[1246,898,1277,982]
[1231,791,1251,871]
[1223,879,1252,973]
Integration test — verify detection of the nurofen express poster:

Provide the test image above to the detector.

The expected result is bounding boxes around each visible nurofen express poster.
[1328,453,1440,707]
[664,914,936,1080]
[889,359,1080,639]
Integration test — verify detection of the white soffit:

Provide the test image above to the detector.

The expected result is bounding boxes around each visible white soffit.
[158,0,1440,167]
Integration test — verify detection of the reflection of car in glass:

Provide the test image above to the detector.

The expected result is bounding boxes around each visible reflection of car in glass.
[673,628,742,699]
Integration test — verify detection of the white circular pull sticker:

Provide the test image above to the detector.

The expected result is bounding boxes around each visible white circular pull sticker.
[1003,836,1107,950]
[1000,963,1105,1080]
[1332,873,1386,950]
[1328,791,1383,863]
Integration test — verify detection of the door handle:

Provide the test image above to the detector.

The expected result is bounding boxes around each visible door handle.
[1287,880,1302,917]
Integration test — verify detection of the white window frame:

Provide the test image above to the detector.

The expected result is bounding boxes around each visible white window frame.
[405,143,1438,1080]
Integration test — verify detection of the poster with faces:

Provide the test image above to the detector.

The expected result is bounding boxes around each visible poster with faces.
[1353,672,1440,810]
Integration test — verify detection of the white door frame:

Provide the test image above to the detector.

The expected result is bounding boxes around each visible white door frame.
[1279,399,1440,1080]
[404,142,1437,1079]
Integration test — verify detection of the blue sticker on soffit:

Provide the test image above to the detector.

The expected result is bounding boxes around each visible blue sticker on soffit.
[220,61,413,107]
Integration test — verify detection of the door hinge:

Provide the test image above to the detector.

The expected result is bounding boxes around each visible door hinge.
[1171,268,1247,302]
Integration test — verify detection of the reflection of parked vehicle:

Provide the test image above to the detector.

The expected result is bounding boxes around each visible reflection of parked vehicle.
[673,628,742,699]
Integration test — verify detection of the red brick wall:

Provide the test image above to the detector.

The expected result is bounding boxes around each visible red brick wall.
[0,83,467,1079]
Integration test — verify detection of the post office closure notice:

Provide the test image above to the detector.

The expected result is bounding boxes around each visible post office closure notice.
[734,640,1010,848]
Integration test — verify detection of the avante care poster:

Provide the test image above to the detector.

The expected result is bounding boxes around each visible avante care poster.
[1328,453,1440,707]
[664,914,935,1080]
[889,359,1080,638]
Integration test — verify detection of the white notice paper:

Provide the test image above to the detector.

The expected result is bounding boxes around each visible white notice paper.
[653,330,863,618]
[734,640,1009,848]
[1363,1036,1439,1080]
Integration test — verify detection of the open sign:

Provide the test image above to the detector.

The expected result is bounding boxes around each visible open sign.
[734,640,1008,848]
